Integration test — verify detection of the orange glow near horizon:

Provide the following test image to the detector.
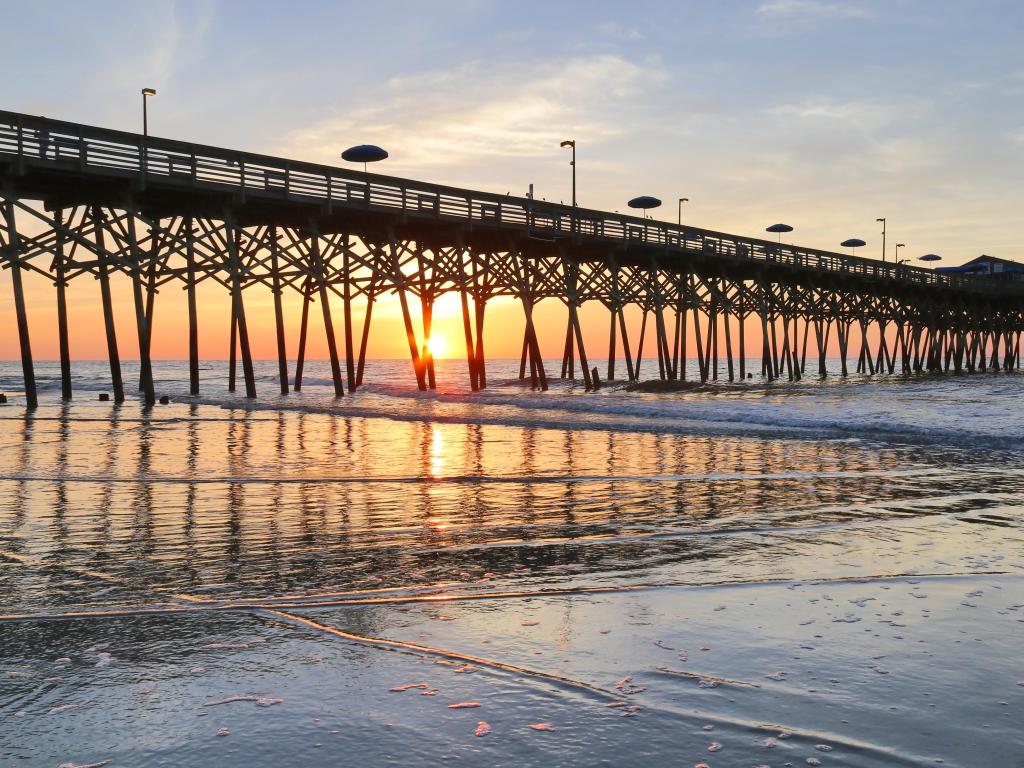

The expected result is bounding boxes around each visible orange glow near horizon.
[425,336,448,360]
[1,264,864,366]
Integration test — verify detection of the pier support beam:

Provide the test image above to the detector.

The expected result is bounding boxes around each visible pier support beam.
[225,215,256,398]
[270,228,289,395]
[2,196,36,409]
[186,218,200,395]
[92,206,125,403]
[54,208,72,400]
[127,211,156,406]
[294,276,311,392]
[342,235,357,392]
[310,224,344,397]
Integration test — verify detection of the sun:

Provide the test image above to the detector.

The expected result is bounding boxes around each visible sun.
[425,335,448,359]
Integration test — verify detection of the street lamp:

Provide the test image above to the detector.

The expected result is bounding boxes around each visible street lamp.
[141,87,156,137]
[895,242,906,263]
[678,197,689,226]
[876,217,886,262]
[560,140,576,208]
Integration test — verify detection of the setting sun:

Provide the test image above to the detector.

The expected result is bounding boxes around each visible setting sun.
[425,336,448,359]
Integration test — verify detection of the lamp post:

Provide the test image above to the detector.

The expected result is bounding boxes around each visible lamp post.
[141,87,156,137]
[559,140,576,208]
[560,139,576,233]
[677,197,689,226]
[876,217,886,262]
[895,243,905,264]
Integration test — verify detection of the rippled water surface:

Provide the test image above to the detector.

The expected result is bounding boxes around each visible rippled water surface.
[1,359,1022,767]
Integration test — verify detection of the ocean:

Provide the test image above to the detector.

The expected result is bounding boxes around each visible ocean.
[1,358,1022,767]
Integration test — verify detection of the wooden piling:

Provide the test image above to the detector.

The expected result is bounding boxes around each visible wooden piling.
[54,208,72,400]
[226,216,256,398]
[186,218,200,395]
[270,228,289,395]
[460,286,478,391]
[127,211,156,406]
[342,235,357,392]
[92,206,125,404]
[2,196,36,409]
[294,276,311,392]
[310,226,344,397]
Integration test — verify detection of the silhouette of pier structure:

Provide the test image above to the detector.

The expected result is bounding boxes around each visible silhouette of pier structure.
[2,110,1022,408]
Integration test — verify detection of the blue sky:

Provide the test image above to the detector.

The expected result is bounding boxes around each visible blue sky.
[5,0,1024,264]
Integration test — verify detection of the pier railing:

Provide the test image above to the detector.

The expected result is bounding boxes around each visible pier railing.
[0,109,1014,295]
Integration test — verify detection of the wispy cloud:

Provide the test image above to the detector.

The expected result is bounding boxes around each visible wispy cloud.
[756,0,873,19]
[596,21,645,41]
[276,54,665,181]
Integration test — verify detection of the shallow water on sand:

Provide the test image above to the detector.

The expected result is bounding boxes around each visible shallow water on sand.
[1,359,1022,767]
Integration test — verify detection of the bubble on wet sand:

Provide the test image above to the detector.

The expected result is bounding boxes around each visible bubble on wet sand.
[474,721,491,736]
[447,701,481,709]
[216,726,230,737]
[94,652,112,667]
[806,758,823,766]
[203,643,249,650]
[529,722,555,731]
[521,620,540,626]
[48,704,79,714]
[707,741,722,752]
[58,761,111,768]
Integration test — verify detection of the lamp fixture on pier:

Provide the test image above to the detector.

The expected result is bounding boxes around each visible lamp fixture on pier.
[678,197,689,226]
[141,88,156,137]
[559,139,576,209]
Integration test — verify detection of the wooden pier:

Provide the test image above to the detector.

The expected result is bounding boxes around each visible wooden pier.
[1,110,1022,408]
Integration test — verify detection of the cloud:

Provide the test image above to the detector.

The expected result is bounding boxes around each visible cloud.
[596,21,645,41]
[1006,127,1024,145]
[275,54,665,178]
[756,0,873,19]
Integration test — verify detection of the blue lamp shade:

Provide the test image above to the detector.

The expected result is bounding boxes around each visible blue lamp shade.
[840,238,866,248]
[627,196,662,210]
[341,145,389,163]
[766,223,793,233]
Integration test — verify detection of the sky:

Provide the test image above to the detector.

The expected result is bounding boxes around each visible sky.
[3,0,1024,362]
